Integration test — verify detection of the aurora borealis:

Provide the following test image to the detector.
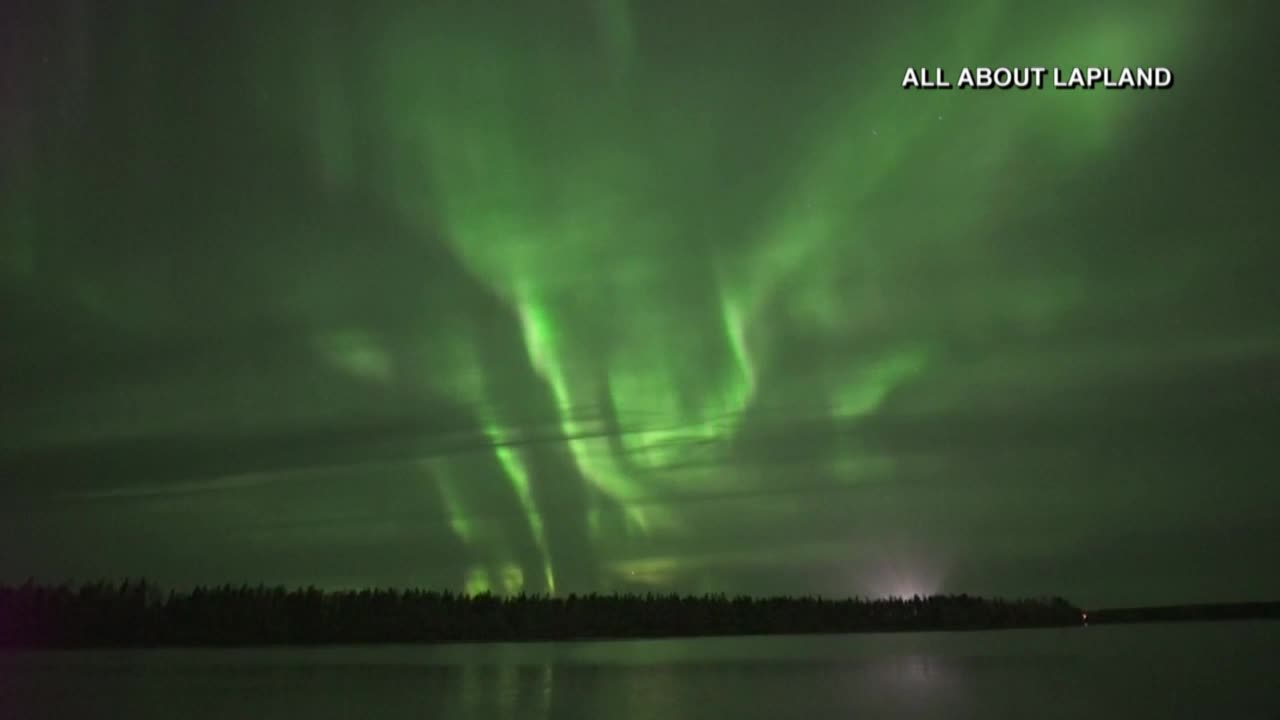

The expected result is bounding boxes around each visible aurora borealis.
[2,1,1277,608]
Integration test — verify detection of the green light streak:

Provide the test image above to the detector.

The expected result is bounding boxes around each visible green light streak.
[515,294,653,535]
[488,437,556,593]
[9,1,1204,597]
[427,460,474,547]
[363,1,1198,594]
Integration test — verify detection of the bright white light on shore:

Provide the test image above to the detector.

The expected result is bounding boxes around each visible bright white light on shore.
[841,541,948,599]
[868,560,943,599]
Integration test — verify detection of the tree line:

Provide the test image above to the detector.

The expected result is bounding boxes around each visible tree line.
[0,579,1083,648]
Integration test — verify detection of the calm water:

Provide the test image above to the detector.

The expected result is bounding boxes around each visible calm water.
[2,622,1278,719]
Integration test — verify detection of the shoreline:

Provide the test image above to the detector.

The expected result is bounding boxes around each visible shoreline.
[1,583,1079,649]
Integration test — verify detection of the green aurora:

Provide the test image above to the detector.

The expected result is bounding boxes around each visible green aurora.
[2,0,1278,606]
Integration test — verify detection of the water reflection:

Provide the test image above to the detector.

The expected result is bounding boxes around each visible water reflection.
[3,624,1279,719]
[432,654,553,718]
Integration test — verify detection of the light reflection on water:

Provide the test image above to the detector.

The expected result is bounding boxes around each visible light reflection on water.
[2,622,1278,719]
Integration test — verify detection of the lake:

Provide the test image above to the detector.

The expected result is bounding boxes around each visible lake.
[2,622,1277,718]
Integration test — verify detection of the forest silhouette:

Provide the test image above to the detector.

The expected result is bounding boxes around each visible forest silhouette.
[1,580,1084,648]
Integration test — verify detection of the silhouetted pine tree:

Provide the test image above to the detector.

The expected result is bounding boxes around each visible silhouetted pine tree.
[0,579,1096,649]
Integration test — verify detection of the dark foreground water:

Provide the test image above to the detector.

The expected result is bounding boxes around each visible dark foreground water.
[3,622,1278,719]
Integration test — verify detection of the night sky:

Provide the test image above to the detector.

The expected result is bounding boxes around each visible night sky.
[2,1,1277,609]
